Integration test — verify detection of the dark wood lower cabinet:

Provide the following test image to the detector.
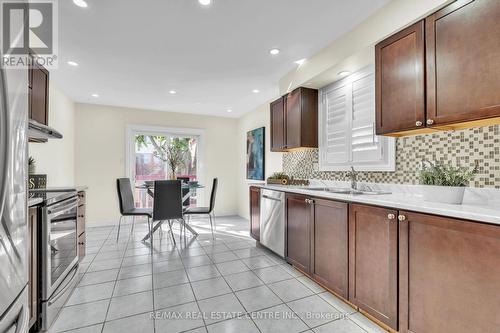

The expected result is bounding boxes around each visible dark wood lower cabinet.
[311,199,348,298]
[262,191,500,332]
[399,211,500,333]
[249,186,260,241]
[349,204,398,330]
[285,193,311,274]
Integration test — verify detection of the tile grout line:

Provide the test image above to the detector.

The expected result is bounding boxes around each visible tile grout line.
[99,224,132,333]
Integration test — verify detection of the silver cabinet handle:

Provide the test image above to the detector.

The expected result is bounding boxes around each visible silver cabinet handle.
[426,119,434,125]
[387,213,396,220]
[398,215,407,221]
[415,121,423,127]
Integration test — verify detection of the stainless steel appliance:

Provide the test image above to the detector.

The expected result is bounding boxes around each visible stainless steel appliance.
[0,13,30,333]
[27,119,63,141]
[260,189,285,257]
[30,191,79,331]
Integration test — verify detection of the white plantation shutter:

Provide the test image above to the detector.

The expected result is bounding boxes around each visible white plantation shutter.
[324,84,350,164]
[319,66,395,171]
[351,72,383,162]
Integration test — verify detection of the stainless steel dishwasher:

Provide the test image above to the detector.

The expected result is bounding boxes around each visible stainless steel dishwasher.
[260,189,285,257]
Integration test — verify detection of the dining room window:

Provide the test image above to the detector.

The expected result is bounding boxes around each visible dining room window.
[125,125,205,209]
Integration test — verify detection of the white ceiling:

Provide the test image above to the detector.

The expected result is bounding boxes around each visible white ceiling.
[53,0,389,118]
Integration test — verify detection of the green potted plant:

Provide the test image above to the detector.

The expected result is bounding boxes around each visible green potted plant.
[267,172,289,185]
[28,156,36,174]
[419,161,478,204]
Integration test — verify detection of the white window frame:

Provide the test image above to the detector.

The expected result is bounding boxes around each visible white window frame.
[125,124,206,206]
[319,65,396,172]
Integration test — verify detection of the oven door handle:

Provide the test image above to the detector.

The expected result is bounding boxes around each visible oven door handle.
[48,265,78,305]
[47,199,79,217]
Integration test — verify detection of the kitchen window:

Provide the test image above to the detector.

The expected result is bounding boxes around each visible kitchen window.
[319,65,395,171]
[125,125,205,208]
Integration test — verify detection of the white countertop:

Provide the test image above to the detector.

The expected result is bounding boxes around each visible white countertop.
[256,183,500,226]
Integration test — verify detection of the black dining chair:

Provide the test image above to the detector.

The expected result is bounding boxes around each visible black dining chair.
[116,178,153,242]
[184,178,218,236]
[151,180,182,245]
[176,176,191,207]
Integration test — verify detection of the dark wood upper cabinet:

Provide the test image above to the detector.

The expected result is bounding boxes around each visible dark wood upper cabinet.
[349,204,398,330]
[311,199,348,298]
[270,87,318,151]
[399,211,500,333]
[270,97,286,152]
[377,0,500,136]
[426,0,500,127]
[249,186,260,241]
[30,61,49,126]
[285,87,318,149]
[285,193,312,274]
[375,21,426,135]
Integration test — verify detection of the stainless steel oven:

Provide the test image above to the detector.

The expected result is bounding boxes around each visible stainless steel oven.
[34,191,80,330]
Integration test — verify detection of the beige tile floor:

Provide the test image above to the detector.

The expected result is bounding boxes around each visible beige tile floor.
[49,216,386,333]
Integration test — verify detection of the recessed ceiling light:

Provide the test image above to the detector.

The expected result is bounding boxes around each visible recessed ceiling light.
[269,48,280,55]
[67,61,79,67]
[227,109,233,113]
[338,71,351,77]
[294,58,306,65]
[91,93,99,98]
[252,89,260,93]
[198,0,212,6]
[73,0,88,8]
[169,90,177,94]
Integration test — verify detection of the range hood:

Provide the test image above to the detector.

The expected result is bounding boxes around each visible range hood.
[28,119,63,140]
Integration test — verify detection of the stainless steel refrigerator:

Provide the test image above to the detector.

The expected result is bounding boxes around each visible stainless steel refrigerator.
[0,21,30,333]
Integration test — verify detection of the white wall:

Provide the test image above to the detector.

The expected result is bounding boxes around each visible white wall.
[236,103,282,219]
[74,103,239,226]
[29,84,75,186]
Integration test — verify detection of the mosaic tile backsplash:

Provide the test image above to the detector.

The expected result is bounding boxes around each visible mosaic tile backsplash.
[283,125,500,188]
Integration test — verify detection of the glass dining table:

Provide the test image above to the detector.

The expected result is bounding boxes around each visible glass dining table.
[135,182,204,240]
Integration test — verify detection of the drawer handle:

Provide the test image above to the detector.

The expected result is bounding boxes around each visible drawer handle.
[415,121,423,127]
[398,215,407,221]
[387,213,396,220]
[426,119,434,125]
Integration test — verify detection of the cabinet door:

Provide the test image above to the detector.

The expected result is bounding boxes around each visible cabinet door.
[399,211,500,333]
[285,193,311,273]
[375,21,425,135]
[30,64,49,125]
[285,89,301,149]
[270,97,285,152]
[349,204,398,330]
[311,199,348,298]
[426,0,500,126]
[249,186,260,241]
[28,208,38,329]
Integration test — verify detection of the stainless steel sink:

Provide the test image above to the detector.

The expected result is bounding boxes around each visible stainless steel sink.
[299,187,391,195]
